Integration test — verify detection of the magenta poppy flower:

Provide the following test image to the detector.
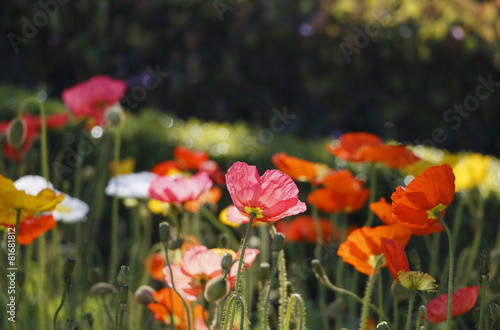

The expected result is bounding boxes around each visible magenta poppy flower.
[225,162,307,223]
[425,286,479,323]
[164,246,259,301]
[62,75,127,127]
[148,171,213,204]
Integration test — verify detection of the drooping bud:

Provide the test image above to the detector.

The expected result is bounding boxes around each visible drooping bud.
[104,103,125,127]
[134,285,155,305]
[159,222,170,243]
[259,262,271,281]
[221,252,233,272]
[376,321,392,329]
[391,281,410,302]
[204,276,230,303]
[117,265,130,286]
[311,259,326,280]
[6,118,26,149]
[272,233,286,252]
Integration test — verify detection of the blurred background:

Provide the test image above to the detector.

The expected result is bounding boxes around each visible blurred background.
[1,0,500,155]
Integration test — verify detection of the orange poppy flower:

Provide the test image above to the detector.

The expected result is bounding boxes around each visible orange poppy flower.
[327,132,420,168]
[151,161,181,176]
[307,170,370,213]
[370,198,444,236]
[391,164,455,229]
[14,215,56,245]
[425,286,479,324]
[184,186,222,213]
[147,287,208,329]
[174,146,210,171]
[337,225,412,275]
[275,215,357,244]
[271,153,331,184]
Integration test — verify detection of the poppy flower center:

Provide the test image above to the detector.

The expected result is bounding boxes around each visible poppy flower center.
[427,204,446,219]
[244,206,264,219]
[368,254,386,268]
[193,274,210,289]
[56,205,72,213]
[397,270,437,292]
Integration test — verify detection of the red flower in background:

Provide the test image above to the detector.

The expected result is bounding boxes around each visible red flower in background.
[327,132,419,168]
[174,146,225,185]
[307,170,370,213]
[337,224,412,275]
[148,171,213,204]
[370,198,444,236]
[0,114,68,162]
[62,75,127,127]
[391,164,455,230]
[151,160,181,176]
[425,286,479,324]
[275,215,357,244]
[272,153,331,184]
[13,214,56,245]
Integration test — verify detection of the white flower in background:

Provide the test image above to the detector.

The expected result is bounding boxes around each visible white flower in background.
[14,175,53,195]
[53,192,89,223]
[105,171,157,199]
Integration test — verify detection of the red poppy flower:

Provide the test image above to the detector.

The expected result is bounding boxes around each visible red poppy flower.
[337,224,412,275]
[380,237,410,281]
[272,153,331,184]
[13,214,56,245]
[1,113,68,162]
[307,170,370,213]
[425,286,479,324]
[62,75,127,127]
[327,132,420,168]
[150,161,181,176]
[370,198,444,236]
[391,164,455,229]
[225,162,307,223]
[275,215,357,244]
[174,146,225,185]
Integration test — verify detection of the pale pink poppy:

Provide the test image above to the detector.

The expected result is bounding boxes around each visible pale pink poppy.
[164,245,259,301]
[148,171,213,204]
[62,75,127,127]
[225,161,307,223]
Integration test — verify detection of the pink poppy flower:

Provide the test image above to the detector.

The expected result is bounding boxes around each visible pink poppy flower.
[425,286,479,323]
[225,162,307,223]
[164,246,259,301]
[148,171,213,204]
[62,75,127,127]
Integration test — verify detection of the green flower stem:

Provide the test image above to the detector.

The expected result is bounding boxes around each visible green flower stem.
[162,240,192,330]
[283,293,305,330]
[451,197,466,251]
[365,164,377,227]
[478,275,488,330]
[360,254,384,330]
[263,251,278,330]
[404,290,416,330]
[200,207,239,250]
[117,309,125,330]
[463,197,485,281]
[393,298,398,330]
[259,224,270,263]
[38,233,47,328]
[416,305,427,330]
[223,295,245,330]
[378,273,384,321]
[227,213,255,328]
[109,126,122,280]
[52,286,67,330]
[437,213,454,330]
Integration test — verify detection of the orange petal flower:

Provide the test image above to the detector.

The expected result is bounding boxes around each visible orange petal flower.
[380,237,410,281]
[337,225,412,275]
[370,198,444,236]
[272,153,331,184]
[308,170,370,213]
[15,215,56,245]
[425,286,479,324]
[151,160,181,176]
[327,132,419,168]
[174,146,210,171]
[391,164,455,229]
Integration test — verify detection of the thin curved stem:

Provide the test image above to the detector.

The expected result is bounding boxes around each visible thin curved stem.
[404,290,415,330]
[263,253,278,330]
[416,305,427,329]
[109,126,122,279]
[223,295,245,330]
[478,275,488,330]
[52,286,67,330]
[284,294,305,330]
[437,213,454,330]
[360,255,384,330]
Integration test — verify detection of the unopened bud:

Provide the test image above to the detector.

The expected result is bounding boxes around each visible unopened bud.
[6,118,26,149]
[159,222,170,243]
[407,249,421,271]
[376,321,391,329]
[391,281,410,302]
[169,237,183,250]
[204,276,230,303]
[105,103,125,127]
[221,253,233,271]
[480,250,491,277]
[311,259,326,280]
[117,265,130,286]
[62,258,76,286]
[119,284,129,308]
[259,262,271,281]
[272,233,286,252]
[134,285,155,305]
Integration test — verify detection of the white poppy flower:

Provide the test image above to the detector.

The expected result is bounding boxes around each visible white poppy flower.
[53,192,89,223]
[14,175,53,195]
[105,171,157,199]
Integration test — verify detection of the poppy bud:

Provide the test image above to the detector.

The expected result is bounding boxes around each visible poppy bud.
[134,285,155,305]
[169,237,183,250]
[117,265,130,286]
[311,259,326,280]
[259,262,271,281]
[6,118,26,149]
[159,222,170,243]
[62,258,76,286]
[272,233,286,252]
[104,103,125,127]
[119,284,129,309]
[221,252,233,272]
[490,303,500,322]
[391,281,410,302]
[204,276,230,303]
[376,321,392,329]
[479,250,490,278]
